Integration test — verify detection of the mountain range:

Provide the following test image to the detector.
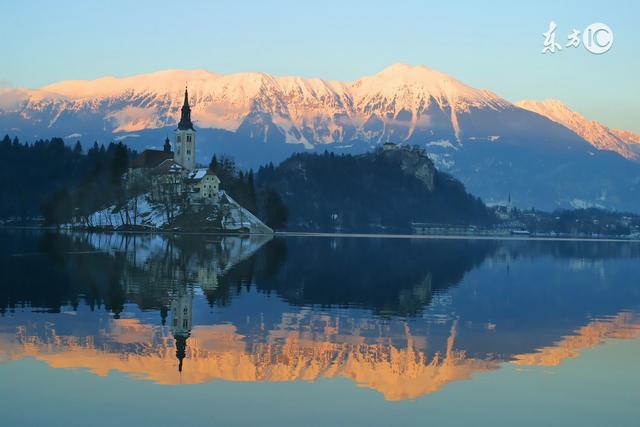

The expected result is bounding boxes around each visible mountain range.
[1,64,640,211]
[517,99,640,162]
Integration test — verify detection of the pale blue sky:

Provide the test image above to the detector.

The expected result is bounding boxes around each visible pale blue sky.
[1,0,638,132]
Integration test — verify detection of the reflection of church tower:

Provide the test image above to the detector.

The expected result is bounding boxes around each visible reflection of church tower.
[175,87,196,171]
[170,287,193,372]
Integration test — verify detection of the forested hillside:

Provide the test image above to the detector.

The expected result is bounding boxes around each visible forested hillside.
[0,135,134,221]
[256,147,496,232]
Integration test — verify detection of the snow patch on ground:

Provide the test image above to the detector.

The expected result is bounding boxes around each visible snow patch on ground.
[220,191,273,233]
[72,192,272,233]
[80,194,175,229]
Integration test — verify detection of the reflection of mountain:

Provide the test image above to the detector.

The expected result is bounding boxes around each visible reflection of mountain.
[0,319,500,401]
[513,311,640,366]
[1,310,638,401]
[2,231,640,400]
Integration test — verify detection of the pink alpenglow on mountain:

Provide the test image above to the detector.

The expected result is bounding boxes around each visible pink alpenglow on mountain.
[2,64,512,146]
[517,99,640,161]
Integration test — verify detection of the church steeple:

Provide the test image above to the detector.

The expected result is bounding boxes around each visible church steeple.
[177,87,194,131]
[174,86,196,171]
[175,333,188,372]
[170,286,193,373]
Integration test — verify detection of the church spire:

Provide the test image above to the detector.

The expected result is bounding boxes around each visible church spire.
[175,333,189,372]
[177,86,194,131]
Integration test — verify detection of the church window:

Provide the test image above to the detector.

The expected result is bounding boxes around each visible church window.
[177,135,181,143]
[187,135,192,142]
[187,149,191,155]
[183,307,188,315]
[183,319,188,328]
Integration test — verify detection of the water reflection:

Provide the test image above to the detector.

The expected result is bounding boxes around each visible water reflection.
[1,230,639,400]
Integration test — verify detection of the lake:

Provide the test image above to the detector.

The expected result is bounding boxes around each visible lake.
[1,230,639,426]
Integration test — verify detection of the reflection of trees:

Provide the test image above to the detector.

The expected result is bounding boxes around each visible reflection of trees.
[3,231,640,318]
[0,231,271,315]
[198,237,499,316]
[3,230,640,398]
[2,231,499,317]
[0,230,122,314]
[247,238,498,316]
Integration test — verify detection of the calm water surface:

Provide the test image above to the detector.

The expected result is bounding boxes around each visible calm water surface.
[0,230,639,426]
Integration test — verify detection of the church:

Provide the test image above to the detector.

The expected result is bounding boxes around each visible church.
[128,87,221,205]
[174,87,196,171]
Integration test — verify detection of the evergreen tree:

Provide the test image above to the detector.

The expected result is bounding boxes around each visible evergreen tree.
[0,135,138,222]
[73,141,83,155]
[110,142,129,186]
[247,170,257,211]
[261,188,287,229]
[208,154,218,172]
[1,134,11,149]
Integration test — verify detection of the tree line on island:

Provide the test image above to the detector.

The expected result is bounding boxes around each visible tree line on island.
[0,135,131,222]
[1,134,639,235]
[0,135,287,229]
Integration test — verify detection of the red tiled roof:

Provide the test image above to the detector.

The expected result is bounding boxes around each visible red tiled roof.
[131,149,173,169]
[153,159,184,174]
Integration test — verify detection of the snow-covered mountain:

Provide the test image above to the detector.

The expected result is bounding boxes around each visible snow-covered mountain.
[2,64,640,211]
[517,99,640,161]
[0,64,533,147]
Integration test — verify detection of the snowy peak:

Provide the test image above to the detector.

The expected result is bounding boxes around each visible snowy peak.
[0,86,68,111]
[2,64,519,145]
[367,63,463,87]
[3,65,640,212]
[517,99,640,161]
[612,129,640,145]
[1,64,628,155]
[350,63,509,111]
[517,99,587,130]
[41,69,221,100]
[345,63,513,142]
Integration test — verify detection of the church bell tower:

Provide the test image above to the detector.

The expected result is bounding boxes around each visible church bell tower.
[170,287,193,373]
[175,87,196,171]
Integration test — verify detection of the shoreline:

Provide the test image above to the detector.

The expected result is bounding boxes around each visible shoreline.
[274,231,640,243]
[1,225,640,243]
